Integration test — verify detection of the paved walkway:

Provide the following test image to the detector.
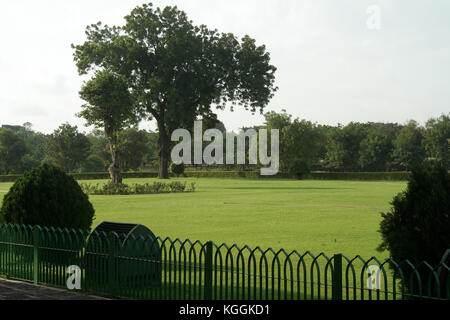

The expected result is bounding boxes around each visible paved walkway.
[0,278,109,300]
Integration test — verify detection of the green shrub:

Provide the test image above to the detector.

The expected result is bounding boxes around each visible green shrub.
[0,164,95,230]
[307,172,411,181]
[378,162,450,298]
[171,163,185,177]
[288,160,311,179]
[80,181,195,195]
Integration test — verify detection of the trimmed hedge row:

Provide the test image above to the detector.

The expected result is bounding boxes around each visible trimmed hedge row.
[0,175,21,182]
[0,172,156,182]
[182,171,411,181]
[0,171,411,182]
[306,171,411,181]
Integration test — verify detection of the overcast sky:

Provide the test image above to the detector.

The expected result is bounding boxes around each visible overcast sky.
[1,0,449,134]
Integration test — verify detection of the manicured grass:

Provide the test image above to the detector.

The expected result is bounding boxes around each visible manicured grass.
[0,178,406,260]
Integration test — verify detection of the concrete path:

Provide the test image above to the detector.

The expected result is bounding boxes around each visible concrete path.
[0,278,109,300]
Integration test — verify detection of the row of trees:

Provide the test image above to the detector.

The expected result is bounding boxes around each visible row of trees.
[265,111,449,174]
[0,123,158,175]
[1,112,448,175]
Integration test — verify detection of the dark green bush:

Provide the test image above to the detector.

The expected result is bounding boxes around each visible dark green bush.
[0,164,95,230]
[288,160,311,179]
[171,163,185,177]
[378,162,450,298]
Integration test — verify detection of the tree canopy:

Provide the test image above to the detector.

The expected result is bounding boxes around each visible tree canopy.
[72,3,277,178]
[43,123,91,173]
[0,128,27,174]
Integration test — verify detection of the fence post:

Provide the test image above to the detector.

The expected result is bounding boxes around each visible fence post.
[204,241,213,300]
[108,233,118,297]
[332,254,343,300]
[32,227,40,285]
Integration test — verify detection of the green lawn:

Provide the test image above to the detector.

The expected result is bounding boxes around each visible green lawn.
[0,178,406,260]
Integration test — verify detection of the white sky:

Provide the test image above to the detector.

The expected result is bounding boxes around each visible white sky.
[1,0,449,134]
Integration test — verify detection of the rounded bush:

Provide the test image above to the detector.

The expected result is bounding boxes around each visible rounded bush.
[0,164,95,230]
[288,160,311,179]
[378,161,450,297]
[171,163,185,177]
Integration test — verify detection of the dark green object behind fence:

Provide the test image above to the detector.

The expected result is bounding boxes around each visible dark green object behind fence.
[0,224,448,300]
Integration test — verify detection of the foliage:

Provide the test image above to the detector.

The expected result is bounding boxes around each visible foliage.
[80,154,106,173]
[43,123,92,172]
[78,69,136,184]
[86,130,111,169]
[171,163,185,177]
[72,3,278,178]
[358,124,399,172]
[325,123,369,171]
[118,128,151,171]
[287,160,311,179]
[0,171,414,183]
[391,121,425,171]
[281,119,325,173]
[423,114,450,168]
[0,128,27,174]
[0,164,95,230]
[20,125,47,172]
[378,161,450,295]
[80,181,195,195]
[306,171,411,181]
[264,111,325,174]
[264,110,292,132]
[1,113,448,176]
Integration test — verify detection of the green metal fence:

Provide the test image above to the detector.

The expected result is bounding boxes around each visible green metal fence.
[0,224,449,300]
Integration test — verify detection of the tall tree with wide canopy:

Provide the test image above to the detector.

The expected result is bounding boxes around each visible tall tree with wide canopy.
[72,3,277,178]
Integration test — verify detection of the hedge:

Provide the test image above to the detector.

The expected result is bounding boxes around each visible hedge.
[0,171,411,182]
[306,172,411,181]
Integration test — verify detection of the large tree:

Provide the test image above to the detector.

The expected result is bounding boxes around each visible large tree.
[78,69,136,184]
[72,3,277,178]
[43,123,92,172]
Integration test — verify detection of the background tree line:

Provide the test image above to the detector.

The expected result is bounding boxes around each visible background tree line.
[0,111,448,175]
[265,111,449,175]
[0,123,159,175]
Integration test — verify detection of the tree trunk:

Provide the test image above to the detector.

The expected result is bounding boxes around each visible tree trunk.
[109,136,123,185]
[158,121,170,179]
